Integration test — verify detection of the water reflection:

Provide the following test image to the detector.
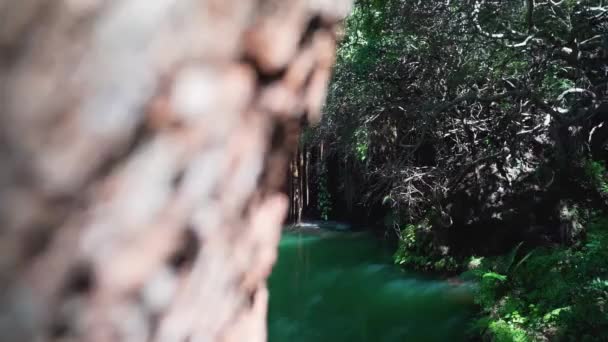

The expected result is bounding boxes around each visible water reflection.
[268,230,474,342]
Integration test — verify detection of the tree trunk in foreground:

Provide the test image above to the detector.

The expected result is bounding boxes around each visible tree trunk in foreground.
[0,1,351,340]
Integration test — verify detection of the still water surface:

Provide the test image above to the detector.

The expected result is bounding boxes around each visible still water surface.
[268,230,474,342]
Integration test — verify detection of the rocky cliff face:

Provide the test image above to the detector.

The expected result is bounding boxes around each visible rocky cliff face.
[0,1,351,340]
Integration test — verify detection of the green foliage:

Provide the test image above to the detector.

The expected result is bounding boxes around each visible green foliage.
[584,160,608,194]
[400,224,417,249]
[394,223,423,265]
[488,320,530,342]
[471,216,608,341]
[393,218,463,274]
[354,127,369,162]
[482,272,507,282]
[541,63,576,98]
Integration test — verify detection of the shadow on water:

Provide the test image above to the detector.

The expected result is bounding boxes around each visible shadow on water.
[268,229,475,342]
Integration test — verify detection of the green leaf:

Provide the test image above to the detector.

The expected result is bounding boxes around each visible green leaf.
[483,272,508,282]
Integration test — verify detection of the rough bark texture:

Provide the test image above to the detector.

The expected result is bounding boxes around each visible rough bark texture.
[0,1,351,341]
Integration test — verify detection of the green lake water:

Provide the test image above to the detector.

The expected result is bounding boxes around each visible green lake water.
[268,230,475,342]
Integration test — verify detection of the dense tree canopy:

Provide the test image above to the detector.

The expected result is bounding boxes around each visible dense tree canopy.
[314,0,607,228]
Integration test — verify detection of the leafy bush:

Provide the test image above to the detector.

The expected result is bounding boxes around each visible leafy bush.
[584,160,608,194]
[393,219,463,274]
[354,127,370,163]
[470,216,608,341]
[488,320,530,342]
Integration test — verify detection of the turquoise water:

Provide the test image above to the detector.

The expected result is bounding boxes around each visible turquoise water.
[268,231,474,342]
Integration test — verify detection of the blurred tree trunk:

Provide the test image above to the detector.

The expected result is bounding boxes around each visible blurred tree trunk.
[0,0,350,341]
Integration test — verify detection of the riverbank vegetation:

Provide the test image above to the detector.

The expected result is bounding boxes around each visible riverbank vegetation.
[292,0,608,340]
[468,215,608,341]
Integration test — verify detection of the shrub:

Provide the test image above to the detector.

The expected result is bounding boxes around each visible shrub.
[470,216,608,341]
